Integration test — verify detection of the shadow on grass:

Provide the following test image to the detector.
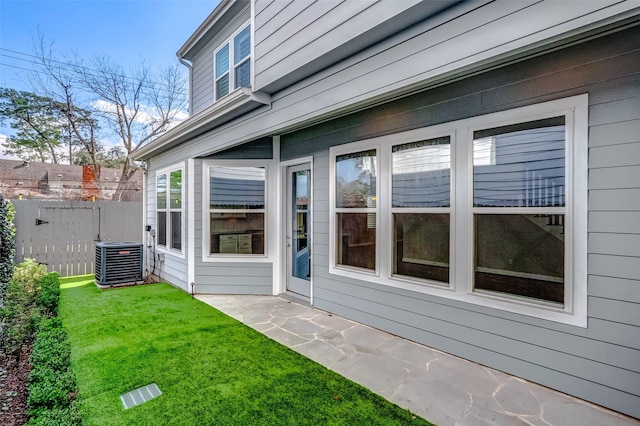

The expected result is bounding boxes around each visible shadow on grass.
[60,278,433,426]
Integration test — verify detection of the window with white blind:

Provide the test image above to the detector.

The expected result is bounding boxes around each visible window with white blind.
[329,95,588,326]
[204,164,266,257]
[214,23,251,101]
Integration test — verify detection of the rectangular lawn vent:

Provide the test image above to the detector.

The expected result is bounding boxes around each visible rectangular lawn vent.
[120,383,162,409]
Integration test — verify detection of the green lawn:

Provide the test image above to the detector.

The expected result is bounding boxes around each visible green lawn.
[60,277,433,425]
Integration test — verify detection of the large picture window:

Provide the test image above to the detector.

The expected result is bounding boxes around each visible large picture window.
[214,23,251,101]
[207,165,265,255]
[156,166,183,253]
[329,95,588,326]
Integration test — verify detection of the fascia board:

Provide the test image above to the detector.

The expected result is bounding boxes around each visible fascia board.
[134,88,271,160]
[177,0,235,60]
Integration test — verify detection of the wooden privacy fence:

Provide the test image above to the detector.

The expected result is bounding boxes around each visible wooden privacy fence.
[13,200,142,277]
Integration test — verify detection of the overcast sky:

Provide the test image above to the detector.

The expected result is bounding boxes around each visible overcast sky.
[0,0,219,159]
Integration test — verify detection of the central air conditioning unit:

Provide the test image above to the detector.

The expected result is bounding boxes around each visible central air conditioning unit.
[95,242,143,287]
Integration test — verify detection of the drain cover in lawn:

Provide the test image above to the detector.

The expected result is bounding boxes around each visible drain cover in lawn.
[120,383,162,409]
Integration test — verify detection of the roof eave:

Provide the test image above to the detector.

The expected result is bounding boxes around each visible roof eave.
[133,87,271,161]
[177,0,236,60]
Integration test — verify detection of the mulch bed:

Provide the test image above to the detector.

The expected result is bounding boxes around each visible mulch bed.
[0,346,31,426]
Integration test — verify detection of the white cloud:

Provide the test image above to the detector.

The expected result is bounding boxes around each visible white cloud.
[92,100,187,128]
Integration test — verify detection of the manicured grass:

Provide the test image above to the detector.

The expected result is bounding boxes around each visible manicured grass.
[60,278,433,425]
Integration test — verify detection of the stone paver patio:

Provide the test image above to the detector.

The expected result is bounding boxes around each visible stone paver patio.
[197,294,638,426]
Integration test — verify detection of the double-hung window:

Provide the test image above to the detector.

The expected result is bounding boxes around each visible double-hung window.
[329,95,587,326]
[156,166,184,253]
[335,150,378,271]
[214,24,251,101]
[392,136,452,284]
[472,117,567,304]
[205,164,266,256]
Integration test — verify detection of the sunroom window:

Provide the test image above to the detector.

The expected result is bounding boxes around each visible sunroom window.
[392,137,451,284]
[473,117,566,304]
[329,95,587,326]
[335,150,377,271]
[208,166,265,255]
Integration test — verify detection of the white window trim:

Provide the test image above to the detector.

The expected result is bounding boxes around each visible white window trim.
[213,21,251,101]
[329,95,588,327]
[202,159,271,263]
[155,163,185,259]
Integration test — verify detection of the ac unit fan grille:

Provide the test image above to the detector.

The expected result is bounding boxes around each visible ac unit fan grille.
[95,242,143,285]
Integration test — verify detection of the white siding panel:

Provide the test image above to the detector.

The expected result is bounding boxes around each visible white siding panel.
[254,0,274,17]
[589,297,640,327]
[589,211,640,234]
[590,188,640,211]
[192,51,214,114]
[589,165,640,190]
[590,119,640,147]
[589,142,640,169]
[590,275,640,304]
[589,254,640,281]
[589,97,640,126]
[254,0,288,25]
[589,233,640,257]
[254,0,314,44]
[256,1,369,72]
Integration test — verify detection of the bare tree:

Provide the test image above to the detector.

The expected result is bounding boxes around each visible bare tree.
[30,34,187,200]
[30,36,102,177]
[77,56,187,200]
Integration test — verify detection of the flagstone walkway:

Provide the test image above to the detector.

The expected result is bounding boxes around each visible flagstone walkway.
[197,294,638,426]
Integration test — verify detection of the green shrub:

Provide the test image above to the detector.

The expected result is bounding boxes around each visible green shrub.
[36,273,61,315]
[27,403,81,426]
[0,267,54,355]
[27,295,81,425]
[0,296,42,355]
[12,258,48,295]
[0,195,16,299]
[30,324,71,372]
[27,365,76,410]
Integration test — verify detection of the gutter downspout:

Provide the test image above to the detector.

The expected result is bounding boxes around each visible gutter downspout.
[178,53,196,295]
[177,54,193,116]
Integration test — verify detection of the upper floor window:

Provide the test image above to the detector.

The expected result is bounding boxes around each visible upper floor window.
[214,24,251,101]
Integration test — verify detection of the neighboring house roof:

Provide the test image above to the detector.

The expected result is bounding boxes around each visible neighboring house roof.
[0,159,143,201]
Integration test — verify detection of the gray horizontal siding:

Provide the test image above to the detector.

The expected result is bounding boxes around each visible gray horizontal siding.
[589,211,640,234]
[191,52,214,115]
[148,2,639,163]
[254,0,458,92]
[589,165,640,189]
[312,284,639,417]
[590,118,640,147]
[194,263,272,294]
[145,158,192,291]
[281,25,640,418]
[192,159,272,295]
[190,5,250,115]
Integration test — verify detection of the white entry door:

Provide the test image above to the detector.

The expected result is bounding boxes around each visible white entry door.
[286,163,311,298]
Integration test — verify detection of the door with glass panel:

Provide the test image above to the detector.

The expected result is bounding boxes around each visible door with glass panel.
[286,164,311,298]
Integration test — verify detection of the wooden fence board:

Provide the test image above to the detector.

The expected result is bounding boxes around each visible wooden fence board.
[12,200,142,277]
